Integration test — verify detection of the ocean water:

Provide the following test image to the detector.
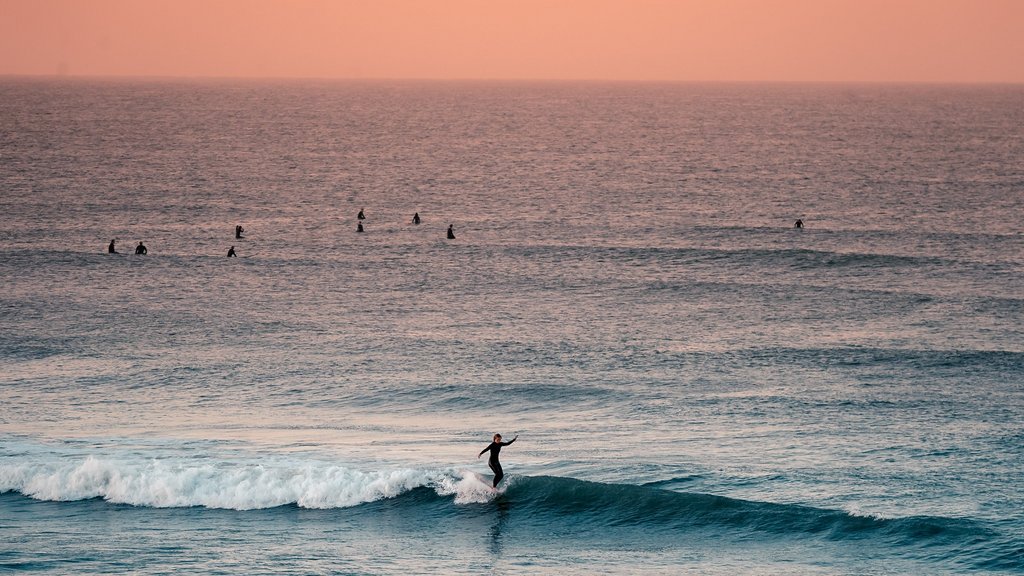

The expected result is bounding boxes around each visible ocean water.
[1,78,1022,575]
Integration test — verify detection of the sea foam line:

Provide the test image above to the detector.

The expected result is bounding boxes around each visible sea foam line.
[0,453,474,510]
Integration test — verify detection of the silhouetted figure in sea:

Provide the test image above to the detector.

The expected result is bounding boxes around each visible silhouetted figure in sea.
[794,219,804,229]
[108,239,118,254]
[227,246,237,257]
[478,433,517,488]
[135,241,148,255]
[235,225,244,239]
[413,212,421,225]
[357,222,364,233]
[447,224,455,240]
[357,209,366,220]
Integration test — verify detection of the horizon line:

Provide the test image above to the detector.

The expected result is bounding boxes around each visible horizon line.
[3,73,1023,87]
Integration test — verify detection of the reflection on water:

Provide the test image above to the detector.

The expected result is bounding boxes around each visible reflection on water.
[488,498,511,559]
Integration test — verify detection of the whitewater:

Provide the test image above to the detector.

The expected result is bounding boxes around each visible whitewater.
[1,79,1022,574]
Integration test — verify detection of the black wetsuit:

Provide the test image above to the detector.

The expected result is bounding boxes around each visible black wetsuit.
[478,437,516,487]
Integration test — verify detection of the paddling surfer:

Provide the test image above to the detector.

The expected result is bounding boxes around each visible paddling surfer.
[478,433,517,488]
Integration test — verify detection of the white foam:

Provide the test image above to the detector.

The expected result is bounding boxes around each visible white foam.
[0,452,449,510]
[433,470,505,504]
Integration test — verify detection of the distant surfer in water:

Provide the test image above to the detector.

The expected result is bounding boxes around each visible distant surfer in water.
[794,219,804,229]
[227,246,236,257]
[108,239,118,254]
[412,212,420,225]
[135,241,148,255]
[478,433,517,488]
[235,225,244,239]
[357,208,366,220]
[357,222,364,233]
[447,224,455,240]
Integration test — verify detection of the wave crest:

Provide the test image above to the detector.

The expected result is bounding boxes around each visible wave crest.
[1,454,440,510]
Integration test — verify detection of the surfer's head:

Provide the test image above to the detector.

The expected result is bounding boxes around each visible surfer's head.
[493,434,502,442]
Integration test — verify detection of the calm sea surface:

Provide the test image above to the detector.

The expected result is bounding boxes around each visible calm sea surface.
[1,79,1022,574]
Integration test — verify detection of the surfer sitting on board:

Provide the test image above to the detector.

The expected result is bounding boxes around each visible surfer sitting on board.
[478,433,517,488]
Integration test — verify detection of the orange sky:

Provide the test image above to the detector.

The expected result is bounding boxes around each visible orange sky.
[2,0,1022,82]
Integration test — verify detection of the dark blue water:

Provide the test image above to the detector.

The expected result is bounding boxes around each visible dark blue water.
[1,79,1022,574]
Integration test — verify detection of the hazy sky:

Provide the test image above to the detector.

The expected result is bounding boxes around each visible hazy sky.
[2,0,1022,82]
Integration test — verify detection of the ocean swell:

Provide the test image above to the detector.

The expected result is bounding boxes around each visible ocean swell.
[1,452,984,542]
[3,450,1016,570]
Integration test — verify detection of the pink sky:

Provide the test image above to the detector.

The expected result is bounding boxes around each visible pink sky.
[1,0,1022,82]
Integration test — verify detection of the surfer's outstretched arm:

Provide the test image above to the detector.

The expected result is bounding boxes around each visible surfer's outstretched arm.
[478,443,493,458]
[502,435,518,446]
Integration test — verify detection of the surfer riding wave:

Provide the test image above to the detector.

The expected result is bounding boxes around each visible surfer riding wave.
[478,433,517,488]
